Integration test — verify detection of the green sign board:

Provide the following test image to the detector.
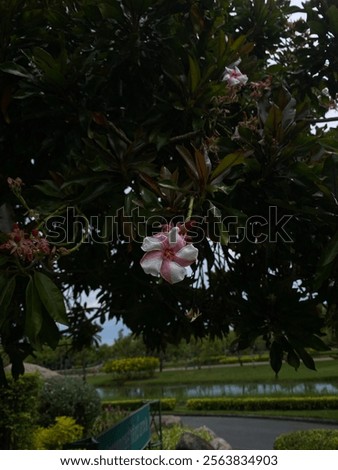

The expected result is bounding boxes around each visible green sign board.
[97,403,151,450]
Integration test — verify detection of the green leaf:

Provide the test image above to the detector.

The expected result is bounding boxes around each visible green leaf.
[35,180,64,198]
[75,181,115,205]
[264,104,282,139]
[0,256,8,266]
[327,5,338,35]
[282,97,296,130]
[176,145,199,180]
[189,4,204,33]
[32,47,64,85]
[34,272,68,325]
[229,35,247,52]
[194,147,210,185]
[216,31,226,62]
[188,55,201,93]
[317,231,338,267]
[286,349,300,371]
[158,180,189,192]
[219,224,229,245]
[0,276,16,329]
[0,274,7,291]
[269,341,283,376]
[308,20,326,36]
[0,62,32,79]
[39,312,61,349]
[98,2,124,20]
[140,187,162,208]
[139,172,163,197]
[313,262,333,290]
[296,347,316,371]
[306,335,330,352]
[210,152,245,181]
[25,276,44,344]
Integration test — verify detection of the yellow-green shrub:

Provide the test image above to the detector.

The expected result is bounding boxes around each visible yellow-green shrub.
[274,429,338,450]
[102,357,159,380]
[34,416,84,450]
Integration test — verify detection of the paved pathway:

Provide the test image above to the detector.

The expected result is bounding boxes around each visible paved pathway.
[181,415,338,449]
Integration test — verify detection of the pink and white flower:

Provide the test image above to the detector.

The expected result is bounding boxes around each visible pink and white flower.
[222,66,248,86]
[140,226,198,284]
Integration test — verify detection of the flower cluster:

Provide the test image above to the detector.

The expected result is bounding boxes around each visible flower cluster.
[7,176,23,190]
[140,224,198,284]
[0,224,50,262]
[249,76,272,99]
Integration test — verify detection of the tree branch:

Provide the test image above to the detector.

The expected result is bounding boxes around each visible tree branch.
[107,121,132,145]
[169,130,202,143]
[307,116,338,124]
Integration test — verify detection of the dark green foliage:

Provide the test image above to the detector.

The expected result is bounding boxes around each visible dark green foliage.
[274,429,338,450]
[0,0,337,380]
[38,376,101,434]
[0,374,42,449]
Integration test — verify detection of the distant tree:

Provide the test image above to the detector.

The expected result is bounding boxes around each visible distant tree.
[108,332,147,359]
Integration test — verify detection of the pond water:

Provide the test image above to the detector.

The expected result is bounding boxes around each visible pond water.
[96,381,338,400]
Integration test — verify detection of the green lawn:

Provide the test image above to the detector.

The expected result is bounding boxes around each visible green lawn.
[87,359,338,388]
[87,360,338,422]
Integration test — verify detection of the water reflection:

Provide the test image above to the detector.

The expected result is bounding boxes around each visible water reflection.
[96,381,338,400]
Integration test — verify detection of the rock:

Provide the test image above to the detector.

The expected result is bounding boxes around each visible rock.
[162,415,182,428]
[176,432,214,450]
[5,362,60,379]
[210,437,232,450]
[194,425,217,439]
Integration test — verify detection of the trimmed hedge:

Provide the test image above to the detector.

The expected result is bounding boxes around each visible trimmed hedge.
[102,357,159,380]
[219,354,269,365]
[274,429,338,450]
[182,354,270,367]
[186,396,338,411]
[102,398,176,412]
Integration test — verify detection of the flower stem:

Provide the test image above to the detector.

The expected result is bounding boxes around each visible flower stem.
[186,196,194,222]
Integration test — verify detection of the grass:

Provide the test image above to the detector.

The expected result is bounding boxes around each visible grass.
[87,359,338,422]
[87,359,338,388]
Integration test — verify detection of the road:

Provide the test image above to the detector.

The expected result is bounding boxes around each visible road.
[180,415,338,449]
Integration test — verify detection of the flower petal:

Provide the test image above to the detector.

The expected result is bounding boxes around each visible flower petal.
[168,226,186,252]
[160,259,187,284]
[140,251,163,276]
[141,235,165,252]
[173,244,199,267]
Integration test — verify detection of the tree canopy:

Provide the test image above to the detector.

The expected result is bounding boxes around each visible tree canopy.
[0,0,337,383]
